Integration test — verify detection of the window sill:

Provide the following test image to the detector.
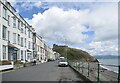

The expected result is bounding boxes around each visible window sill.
[2,38,7,41]
[13,27,16,28]
[13,43,16,44]
[18,44,20,45]
[2,59,8,61]
[3,17,8,21]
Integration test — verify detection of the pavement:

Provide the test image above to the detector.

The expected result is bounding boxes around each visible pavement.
[2,60,82,82]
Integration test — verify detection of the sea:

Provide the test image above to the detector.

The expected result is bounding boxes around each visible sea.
[98,58,119,73]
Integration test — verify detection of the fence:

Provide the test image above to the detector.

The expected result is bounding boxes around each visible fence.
[68,60,119,83]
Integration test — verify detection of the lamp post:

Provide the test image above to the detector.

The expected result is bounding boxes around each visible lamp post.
[64,38,67,60]
[97,63,100,83]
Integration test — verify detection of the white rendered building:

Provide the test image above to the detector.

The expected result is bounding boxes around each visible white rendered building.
[0,0,53,63]
[0,0,34,62]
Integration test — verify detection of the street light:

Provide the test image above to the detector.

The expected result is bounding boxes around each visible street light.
[64,38,67,60]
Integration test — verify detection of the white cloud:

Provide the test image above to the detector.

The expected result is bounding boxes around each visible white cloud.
[7,0,119,2]
[89,3,118,41]
[82,3,118,55]
[10,1,42,11]
[34,1,42,8]
[20,1,42,10]
[26,2,118,55]
[41,0,119,2]
[7,0,16,2]
[87,40,118,55]
[27,7,90,45]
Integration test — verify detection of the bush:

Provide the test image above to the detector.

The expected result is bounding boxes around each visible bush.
[0,60,12,65]
[14,60,24,65]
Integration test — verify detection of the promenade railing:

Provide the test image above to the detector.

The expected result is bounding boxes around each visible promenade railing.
[68,60,119,83]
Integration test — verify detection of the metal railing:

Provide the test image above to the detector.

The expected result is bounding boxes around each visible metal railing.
[68,60,119,83]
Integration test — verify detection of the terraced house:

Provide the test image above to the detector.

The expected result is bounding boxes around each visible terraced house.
[0,0,53,63]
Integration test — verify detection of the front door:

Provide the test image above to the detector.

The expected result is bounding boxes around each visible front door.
[13,52,17,61]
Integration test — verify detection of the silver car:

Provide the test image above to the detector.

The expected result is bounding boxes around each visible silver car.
[58,59,68,67]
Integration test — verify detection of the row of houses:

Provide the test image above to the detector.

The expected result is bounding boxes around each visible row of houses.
[0,0,55,63]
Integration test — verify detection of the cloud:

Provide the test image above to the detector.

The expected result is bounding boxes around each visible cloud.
[26,2,118,55]
[88,3,118,41]
[34,1,42,8]
[87,40,118,55]
[21,1,42,10]
[84,3,118,55]
[27,7,90,46]
[12,1,42,12]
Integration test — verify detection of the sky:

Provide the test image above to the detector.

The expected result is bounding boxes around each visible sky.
[9,0,118,56]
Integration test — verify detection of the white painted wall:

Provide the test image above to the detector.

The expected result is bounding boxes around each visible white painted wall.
[0,0,51,62]
[0,2,2,60]
[35,36,41,61]
[0,1,34,62]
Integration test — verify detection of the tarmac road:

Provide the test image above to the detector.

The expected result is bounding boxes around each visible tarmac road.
[2,60,82,82]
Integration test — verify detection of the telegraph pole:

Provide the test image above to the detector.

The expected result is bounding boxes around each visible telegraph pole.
[65,38,67,60]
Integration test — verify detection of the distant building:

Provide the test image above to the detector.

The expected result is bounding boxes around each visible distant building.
[36,34,42,61]
[48,48,55,61]
[43,42,48,62]
[54,52,60,60]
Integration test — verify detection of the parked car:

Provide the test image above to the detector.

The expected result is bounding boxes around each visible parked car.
[47,58,55,62]
[59,57,65,60]
[58,59,68,67]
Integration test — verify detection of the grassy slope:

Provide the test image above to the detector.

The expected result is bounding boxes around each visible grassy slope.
[53,45,98,62]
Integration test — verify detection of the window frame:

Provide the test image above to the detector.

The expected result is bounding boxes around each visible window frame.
[13,17,16,28]
[3,45,7,60]
[0,3,1,17]
[18,34,20,45]
[21,28,23,33]
[28,30,30,38]
[3,6,7,20]
[13,33,16,44]
[21,50,23,60]
[28,41,30,49]
[2,25,7,40]
[21,37,23,47]
[18,20,20,30]
[8,31,10,41]
[8,15,10,26]
[25,38,26,47]
[25,26,26,34]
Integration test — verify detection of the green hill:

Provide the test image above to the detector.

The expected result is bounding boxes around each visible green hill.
[53,44,98,62]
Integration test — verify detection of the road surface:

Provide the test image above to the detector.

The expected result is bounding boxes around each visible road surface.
[2,60,82,82]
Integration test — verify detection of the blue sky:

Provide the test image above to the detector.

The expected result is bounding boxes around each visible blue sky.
[12,1,118,55]
[14,2,102,19]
